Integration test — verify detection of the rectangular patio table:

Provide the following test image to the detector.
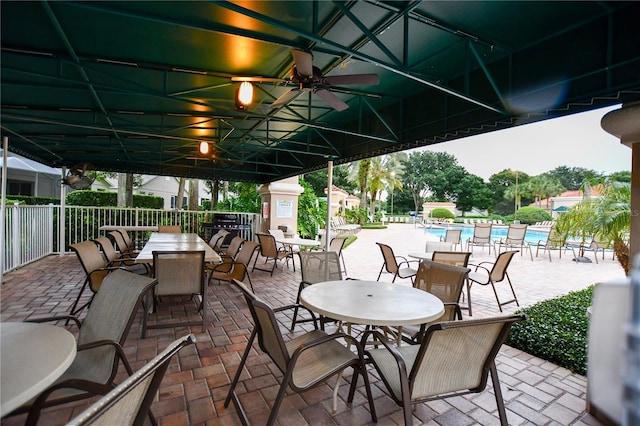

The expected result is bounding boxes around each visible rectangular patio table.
[135,232,221,264]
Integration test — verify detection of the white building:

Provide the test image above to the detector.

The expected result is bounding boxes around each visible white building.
[0,151,62,198]
[93,175,212,210]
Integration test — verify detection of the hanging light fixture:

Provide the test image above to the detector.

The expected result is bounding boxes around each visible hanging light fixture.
[199,141,210,155]
[235,82,253,110]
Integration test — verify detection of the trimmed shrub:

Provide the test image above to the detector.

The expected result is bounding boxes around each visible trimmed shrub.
[514,206,551,224]
[506,286,593,375]
[430,208,454,219]
[66,190,163,208]
[3,195,59,205]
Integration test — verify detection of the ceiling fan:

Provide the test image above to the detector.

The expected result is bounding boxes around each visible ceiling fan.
[64,162,96,190]
[231,50,379,112]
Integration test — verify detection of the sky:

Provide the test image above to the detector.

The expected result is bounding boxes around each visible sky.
[421,104,630,180]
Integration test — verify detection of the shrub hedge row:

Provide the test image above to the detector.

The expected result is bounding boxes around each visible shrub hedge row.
[506,285,594,376]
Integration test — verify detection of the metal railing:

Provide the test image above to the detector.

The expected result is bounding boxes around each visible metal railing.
[2,204,260,275]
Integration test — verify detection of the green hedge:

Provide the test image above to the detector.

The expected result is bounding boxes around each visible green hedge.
[3,195,60,205]
[430,208,454,219]
[66,190,163,208]
[514,206,552,224]
[506,286,593,375]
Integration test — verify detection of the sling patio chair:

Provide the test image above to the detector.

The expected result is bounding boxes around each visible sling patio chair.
[397,260,469,344]
[533,226,569,261]
[143,250,206,337]
[224,279,377,426]
[376,242,418,283]
[468,250,519,315]
[494,223,533,260]
[440,228,463,251]
[362,314,527,426]
[465,222,493,255]
[252,232,293,275]
[68,240,126,316]
[107,230,139,260]
[20,270,157,426]
[290,251,346,330]
[329,236,348,275]
[218,236,245,261]
[66,334,195,426]
[208,229,230,253]
[431,250,471,268]
[94,236,149,275]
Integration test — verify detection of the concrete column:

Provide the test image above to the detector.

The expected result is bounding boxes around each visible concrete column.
[601,101,640,264]
[257,176,304,235]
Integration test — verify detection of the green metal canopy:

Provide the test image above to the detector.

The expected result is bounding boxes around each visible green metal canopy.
[2,1,639,183]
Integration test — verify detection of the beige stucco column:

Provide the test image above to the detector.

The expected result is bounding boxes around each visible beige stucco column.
[257,176,304,235]
[601,101,640,265]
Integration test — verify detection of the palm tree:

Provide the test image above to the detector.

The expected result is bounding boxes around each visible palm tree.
[557,179,631,273]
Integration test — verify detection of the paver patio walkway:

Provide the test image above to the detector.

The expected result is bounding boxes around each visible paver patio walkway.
[0,224,626,425]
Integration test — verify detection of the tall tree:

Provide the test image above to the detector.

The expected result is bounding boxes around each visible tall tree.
[453,173,493,214]
[400,151,465,211]
[176,177,186,210]
[357,159,371,210]
[548,166,601,191]
[188,179,199,210]
[117,173,133,207]
[520,174,565,208]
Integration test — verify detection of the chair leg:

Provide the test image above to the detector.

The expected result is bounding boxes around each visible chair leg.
[489,281,504,312]
[69,279,91,316]
[224,329,256,426]
[489,362,509,426]
[376,264,384,281]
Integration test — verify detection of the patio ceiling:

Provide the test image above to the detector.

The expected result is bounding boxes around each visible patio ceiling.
[1,1,639,184]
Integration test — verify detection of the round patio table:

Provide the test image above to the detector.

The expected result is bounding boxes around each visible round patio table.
[1,322,76,417]
[300,280,444,328]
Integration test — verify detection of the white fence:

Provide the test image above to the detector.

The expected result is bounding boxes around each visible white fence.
[2,205,259,274]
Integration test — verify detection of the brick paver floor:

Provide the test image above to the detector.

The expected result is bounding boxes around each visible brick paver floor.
[0,224,626,425]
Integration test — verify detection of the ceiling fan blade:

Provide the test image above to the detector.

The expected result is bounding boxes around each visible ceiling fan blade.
[231,76,285,83]
[315,89,348,111]
[291,50,313,77]
[270,89,301,109]
[324,74,380,86]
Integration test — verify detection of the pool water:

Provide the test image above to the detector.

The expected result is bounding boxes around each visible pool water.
[425,225,549,246]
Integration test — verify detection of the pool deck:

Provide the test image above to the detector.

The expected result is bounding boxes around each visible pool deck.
[0,224,627,425]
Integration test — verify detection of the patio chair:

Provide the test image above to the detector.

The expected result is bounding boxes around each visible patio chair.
[291,251,345,330]
[143,250,206,337]
[376,242,418,283]
[362,314,527,426]
[533,226,568,261]
[224,279,377,426]
[252,232,293,275]
[157,225,181,233]
[22,270,157,425]
[329,236,348,275]
[465,222,493,254]
[580,238,612,263]
[207,237,259,290]
[68,240,125,316]
[208,229,230,253]
[66,334,195,426]
[440,228,462,251]
[494,223,532,260]
[468,250,519,314]
[94,236,149,275]
[398,260,469,344]
[219,236,245,261]
[431,251,471,268]
[107,230,139,260]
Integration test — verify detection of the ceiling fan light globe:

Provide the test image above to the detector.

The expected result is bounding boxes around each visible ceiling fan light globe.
[199,141,210,155]
[236,82,253,109]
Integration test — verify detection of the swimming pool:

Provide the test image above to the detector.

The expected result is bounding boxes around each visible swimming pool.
[425,225,549,246]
